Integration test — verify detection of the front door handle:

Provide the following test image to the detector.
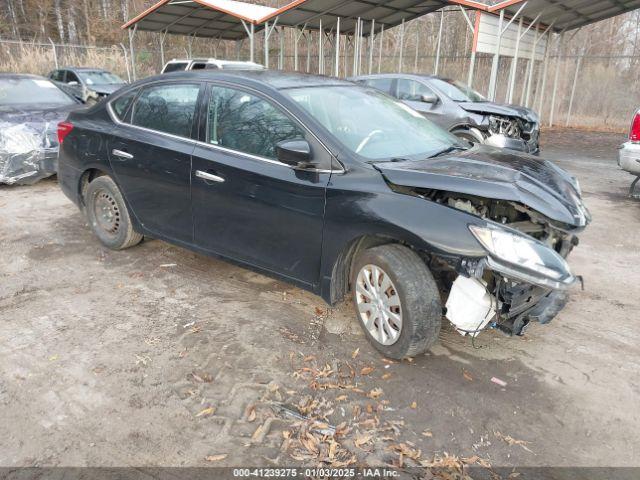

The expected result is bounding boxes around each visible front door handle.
[196,170,225,183]
[112,149,134,160]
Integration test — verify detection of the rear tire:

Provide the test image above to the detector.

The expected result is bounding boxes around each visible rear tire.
[85,176,143,250]
[351,244,442,359]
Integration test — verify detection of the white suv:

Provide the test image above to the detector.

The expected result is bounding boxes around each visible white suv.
[161,58,265,74]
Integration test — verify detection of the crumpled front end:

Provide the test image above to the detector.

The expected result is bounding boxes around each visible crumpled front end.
[0,122,59,185]
[483,116,540,155]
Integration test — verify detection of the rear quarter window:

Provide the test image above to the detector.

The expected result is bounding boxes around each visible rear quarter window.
[111,89,138,121]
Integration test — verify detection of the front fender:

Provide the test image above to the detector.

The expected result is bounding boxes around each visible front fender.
[319,170,487,302]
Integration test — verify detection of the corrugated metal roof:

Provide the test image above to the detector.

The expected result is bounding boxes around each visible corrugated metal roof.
[490,0,640,32]
[121,0,277,40]
[122,0,488,38]
[260,0,487,34]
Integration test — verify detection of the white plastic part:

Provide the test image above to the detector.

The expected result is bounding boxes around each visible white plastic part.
[446,276,496,337]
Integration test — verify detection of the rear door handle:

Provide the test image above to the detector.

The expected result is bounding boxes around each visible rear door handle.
[112,149,134,160]
[196,170,225,183]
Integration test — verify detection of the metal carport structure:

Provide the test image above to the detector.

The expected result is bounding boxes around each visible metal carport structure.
[483,0,640,124]
[122,0,488,76]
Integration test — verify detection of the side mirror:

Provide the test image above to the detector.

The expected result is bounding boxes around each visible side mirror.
[68,81,79,86]
[421,94,438,104]
[276,139,312,167]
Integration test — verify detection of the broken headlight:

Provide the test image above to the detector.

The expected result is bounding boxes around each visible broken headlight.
[470,225,575,289]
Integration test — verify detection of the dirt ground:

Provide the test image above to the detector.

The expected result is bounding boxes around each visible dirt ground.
[1,129,639,472]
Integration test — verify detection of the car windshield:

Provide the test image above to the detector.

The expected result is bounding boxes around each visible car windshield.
[284,86,461,160]
[0,77,76,107]
[78,71,123,85]
[430,78,486,103]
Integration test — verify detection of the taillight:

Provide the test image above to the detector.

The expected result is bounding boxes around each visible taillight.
[57,121,74,145]
[630,111,640,142]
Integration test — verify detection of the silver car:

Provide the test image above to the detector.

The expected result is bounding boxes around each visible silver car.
[618,109,640,197]
[351,73,540,155]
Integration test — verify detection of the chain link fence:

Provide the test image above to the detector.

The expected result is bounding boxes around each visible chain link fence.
[2,36,638,131]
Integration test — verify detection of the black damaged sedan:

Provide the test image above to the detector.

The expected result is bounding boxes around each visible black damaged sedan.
[57,71,590,359]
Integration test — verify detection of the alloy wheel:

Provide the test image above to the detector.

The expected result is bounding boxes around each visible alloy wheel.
[355,264,403,346]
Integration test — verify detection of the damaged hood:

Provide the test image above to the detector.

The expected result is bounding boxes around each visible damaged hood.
[374,145,590,228]
[458,101,539,123]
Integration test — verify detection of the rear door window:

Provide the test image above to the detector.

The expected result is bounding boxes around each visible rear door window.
[66,71,80,84]
[163,62,189,73]
[365,78,393,94]
[50,70,65,82]
[131,83,200,138]
[396,79,436,102]
[207,85,305,160]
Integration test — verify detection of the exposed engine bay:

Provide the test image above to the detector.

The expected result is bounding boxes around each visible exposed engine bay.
[482,115,540,155]
[426,191,579,337]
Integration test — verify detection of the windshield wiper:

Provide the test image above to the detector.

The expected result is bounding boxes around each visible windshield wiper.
[429,146,468,158]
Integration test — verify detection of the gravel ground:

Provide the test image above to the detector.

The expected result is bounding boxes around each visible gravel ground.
[0,128,638,472]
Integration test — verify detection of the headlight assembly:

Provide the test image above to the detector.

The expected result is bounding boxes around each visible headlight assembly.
[469,224,575,289]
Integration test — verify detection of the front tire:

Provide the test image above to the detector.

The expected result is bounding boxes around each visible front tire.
[85,175,143,250]
[351,244,442,359]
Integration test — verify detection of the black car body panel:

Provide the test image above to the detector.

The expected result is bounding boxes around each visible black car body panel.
[373,146,589,228]
[58,70,589,338]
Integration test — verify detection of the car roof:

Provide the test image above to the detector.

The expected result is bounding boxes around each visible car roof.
[60,67,109,72]
[139,70,354,91]
[352,73,446,82]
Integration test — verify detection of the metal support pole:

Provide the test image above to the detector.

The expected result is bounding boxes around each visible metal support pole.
[487,10,504,100]
[250,24,254,63]
[507,18,523,104]
[398,18,405,71]
[566,52,583,127]
[525,20,554,107]
[159,30,168,69]
[319,19,323,74]
[48,37,58,69]
[414,24,420,73]
[120,43,131,83]
[264,21,270,68]
[535,34,551,113]
[458,6,476,87]
[378,24,384,73]
[435,11,444,75]
[549,33,565,127]
[263,18,278,69]
[241,21,255,63]
[279,27,284,70]
[358,18,364,75]
[353,18,360,76]
[128,24,137,81]
[369,19,375,74]
[524,26,539,106]
[306,32,311,73]
[335,17,341,77]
